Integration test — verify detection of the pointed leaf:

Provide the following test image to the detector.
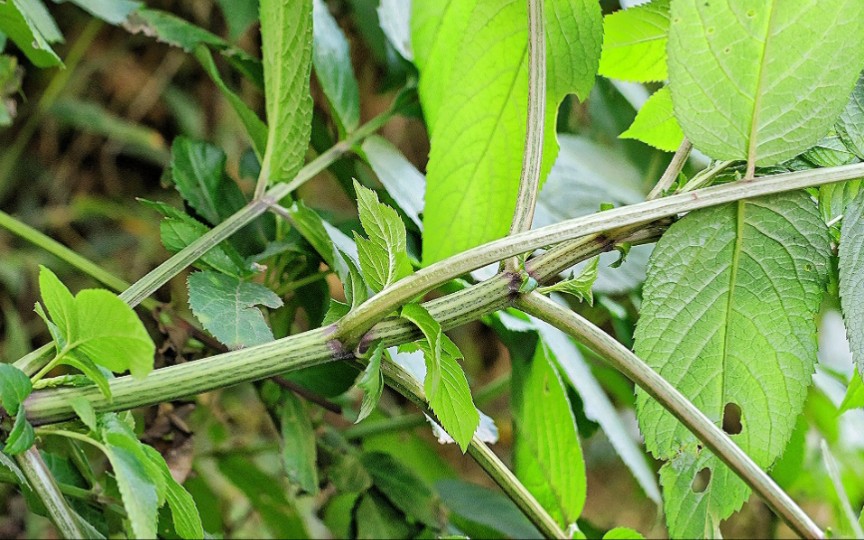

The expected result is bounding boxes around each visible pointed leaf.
[354,181,412,292]
[281,392,318,494]
[187,271,283,349]
[361,135,425,229]
[312,0,360,132]
[667,0,864,167]
[142,446,203,540]
[635,192,830,536]
[259,0,313,185]
[38,266,76,339]
[840,188,864,377]
[598,0,669,83]
[837,74,864,160]
[539,257,599,305]
[356,341,385,423]
[620,87,683,152]
[170,136,246,226]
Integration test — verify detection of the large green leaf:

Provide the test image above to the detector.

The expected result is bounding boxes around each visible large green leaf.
[667,0,864,168]
[259,0,313,185]
[415,0,602,263]
[311,0,360,133]
[512,339,586,529]
[634,192,830,537]
[187,271,283,349]
[0,364,34,455]
[361,451,443,528]
[598,0,669,83]
[840,189,864,376]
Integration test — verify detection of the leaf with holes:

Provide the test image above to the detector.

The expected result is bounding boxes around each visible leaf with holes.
[634,192,830,537]
[0,365,33,456]
[512,339,586,529]
[598,0,669,83]
[667,0,864,169]
[187,271,283,349]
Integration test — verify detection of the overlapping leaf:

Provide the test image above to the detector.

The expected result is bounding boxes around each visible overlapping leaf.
[620,87,682,152]
[840,189,864,377]
[354,181,412,293]
[598,0,669,83]
[312,0,360,133]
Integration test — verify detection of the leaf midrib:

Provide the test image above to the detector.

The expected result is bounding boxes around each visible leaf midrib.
[746,0,779,169]
[720,201,745,429]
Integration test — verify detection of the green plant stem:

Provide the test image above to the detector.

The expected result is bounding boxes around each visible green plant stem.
[0,465,125,516]
[681,159,735,192]
[516,292,824,540]
[30,351,68,384]
[336,162,864,346]
[647,139,692,200]
[506,0,546,267]
[15,447,86,539]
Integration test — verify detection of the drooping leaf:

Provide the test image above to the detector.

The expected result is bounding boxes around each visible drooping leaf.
[258,0,313,185]
[512,339,586,528]
[361,135,425,229]
[539,257,599,305]
[598,0,669,83]
[400,304,479,451]
[355,341,385,423]
[354,180,413,292]
[836,73,864,160]
[60,0,141,25]
[187,271,283,349]
[170,136,246,226]
[635,192,831,537]
[361,451,443,528]
[311,0,360,133]
[667,0,864,168]
[840,189,864,377]
[416,0,602,263]
[281,392,318,494]
[620,87,683,152]
[0,0,62,67]
[142,446,204,540]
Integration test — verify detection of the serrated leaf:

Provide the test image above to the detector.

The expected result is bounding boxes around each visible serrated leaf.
[4,407,34,455]
[377,0,412,61]
[512,339,586,529]
[281,392,318,494]
[0,0,62,67]
[801,133,858,168]
[354,180,412,292]
[400,304,479,451]
[416,0,602,263]
[667,0,864,168]
[840,189,864,377]
[170,136,246,226]
[259,0,313,185]
[837,73,864,160]
[840,372,864,413]
[125,8,225,51]
[634,192,830,537]
[355,492,412,539]
[361,451,442,528]
[355,341,384,423]
[312,0,360,133]
[436,479,543,539]
[187,271,283,349]
[361,135,425,229]
[598,0,669,83]
[620,87,683,152]
[61,0,141,25]
[819,180,863,226]
[539,257,599,305]
[141,446,203,540]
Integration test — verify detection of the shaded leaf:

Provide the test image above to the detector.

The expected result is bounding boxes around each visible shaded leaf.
[60,0,141,25]
[170,136,246,226]
[0,0,62,67]
[436,479,542,539]
[361,135,425,229]
[142,445,204,540]
[312,0,360,132]
[377,0,412,61]
[281,392,318,494]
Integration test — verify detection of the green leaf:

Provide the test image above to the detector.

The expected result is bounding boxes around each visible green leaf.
[361,451,442,528]
[512,339,586,529]
[620,87,683,152]
[125,8,225,51]
[170,136,247,226]
[280,392,318,494]
[436,479,543,539]
[259,0,313,185]
[355,492,412,539]
[400,304,479,451]
[61,0,141,25]
[801,133,858,168]
[416,0,602,263]
[634,192,831,537]
[840,189,864,377]
[667,0,864,168]
[311,0,360,133]
[0,54,22,127]
[4,407,35,455]
[0,0,62,67]
[354,180,413,292]
[38,264,77,339]
[360,135,425,229]
[820,180,863,226]
[0,364,32,419]
[598,0,669,83]
[840,372,864,413]
[355,341,384,423]
[603,527,645,540]
[187,271,283,349]
[214,0,258,41]
[141,445,203,540]
[69,396,97,432]
[194,46,268,158]
[837,74,864,160]
[539,257,599,305]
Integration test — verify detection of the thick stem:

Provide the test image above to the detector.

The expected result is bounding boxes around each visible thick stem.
[647,139,692,200]
[16,447,86,539]
[506,0,547,270]
[336,162,864,346]
[516,292,824,540]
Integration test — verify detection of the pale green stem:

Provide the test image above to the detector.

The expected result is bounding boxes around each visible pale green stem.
[681,159,735,192]
[16,447,85,539]
[647,139,692,200]
[820,439,864,538]
[336,162,864,346]
[516,292,824,540]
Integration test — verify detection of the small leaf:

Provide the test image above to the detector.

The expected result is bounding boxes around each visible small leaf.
[311,0,360,133]
[539,257,599,305]
[603,527,645,540]
[598,0,669,83]
[840,188,864,377]
[400,304,479,451]
[281,392,318,494]
[354,180,413,292]
[436,479,543,540]
[361,451,442,528]
[142,445,204,540]
[620,87,683,152]
[4,407,35,455]
[840,372,864,413]
[0,0,62,67]
[355,341,385,423]
[38,266,76,339]
[0,364,32,416]
[258,0,313,185]
[361,135,425,229]
[187,271,283,349]
[512,339,586,528]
